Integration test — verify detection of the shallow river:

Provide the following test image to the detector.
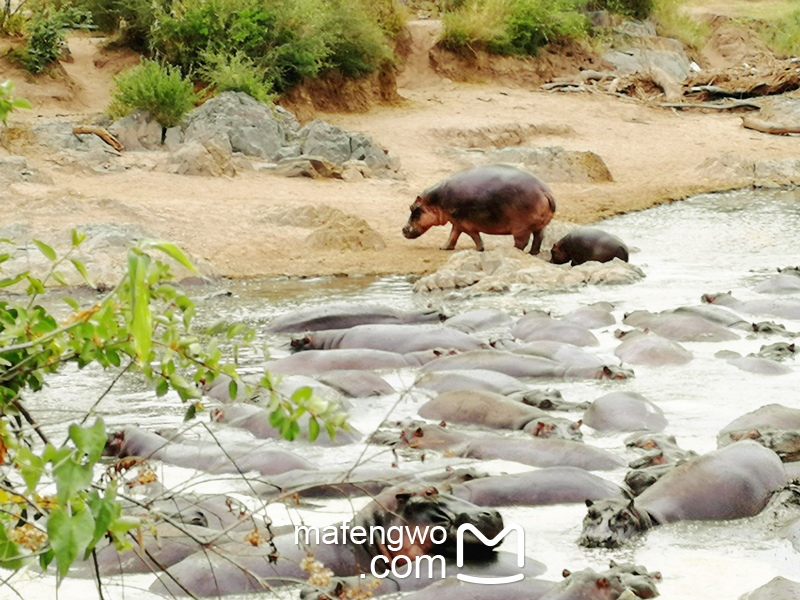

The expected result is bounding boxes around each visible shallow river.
[6,187,800,599]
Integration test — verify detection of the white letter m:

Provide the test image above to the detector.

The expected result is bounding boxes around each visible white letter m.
[455,524,524,585]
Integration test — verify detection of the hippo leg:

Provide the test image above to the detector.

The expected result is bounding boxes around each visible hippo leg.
[513,232,532,252]
[441,225,462,250]
[530,230,544,255]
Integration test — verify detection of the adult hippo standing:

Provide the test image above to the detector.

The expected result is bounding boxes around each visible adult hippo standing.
[550,228,629,266]
[402,164,556,254]
[579,441,788,548]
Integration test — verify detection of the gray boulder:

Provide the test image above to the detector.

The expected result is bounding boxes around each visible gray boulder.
[182,91,288,161]
[108,110,163,151]
[0,156,53,184]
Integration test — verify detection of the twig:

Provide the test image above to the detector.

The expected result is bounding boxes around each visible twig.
[660,101,761,111]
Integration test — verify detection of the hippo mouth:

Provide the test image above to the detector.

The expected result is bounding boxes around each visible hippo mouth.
[372,488,505,561]
[402,225,422,239]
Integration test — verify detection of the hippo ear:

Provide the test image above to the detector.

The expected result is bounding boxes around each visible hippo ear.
[596,578,611,589]
[571,420,582,430]
[395,492,412,506]
[562,569,571,578]
[747,429,760,439]
[585,499,594,508]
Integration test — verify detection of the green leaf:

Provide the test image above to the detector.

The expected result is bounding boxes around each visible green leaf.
[69,258,95,289]
[52,271,68,286]
[152,242,198,274]
[69,419,106,464]
[32,239,57,262]
[12,98,32,110]
[87,487,120,557]
[62,297,80,310]
[47,507,95,577]
[0,273,27,288]
[128,251,152,364]
[308,416,320,442]
[228,379,238,401]
[15,446,44,493]
[269,407,284,429]
[71,230,86,247]
[50,451,93,505]
[291,386,313,403]
[326,422,337,441]
[156,377,169,397]
[184,403,198,421]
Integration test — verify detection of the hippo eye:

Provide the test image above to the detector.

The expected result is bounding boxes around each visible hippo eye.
[423,487,438,497]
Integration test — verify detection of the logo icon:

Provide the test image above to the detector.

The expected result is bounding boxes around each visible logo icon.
[455,523,525,585]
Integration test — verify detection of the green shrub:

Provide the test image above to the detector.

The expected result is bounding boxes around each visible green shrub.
[651,0,708,50]
[321,0,393,77]
[441,0,589,56]
[198,51,274,103]
[589,0,653,19]
[753,8,800,58]
[72,0,397,93]
[14,6,90,74]
[109,59,198,128]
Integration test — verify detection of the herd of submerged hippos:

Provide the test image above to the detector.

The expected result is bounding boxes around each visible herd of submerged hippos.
[85,164,800,599]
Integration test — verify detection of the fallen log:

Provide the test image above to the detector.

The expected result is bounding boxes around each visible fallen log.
[741,116,800,135]
[660,100,761,111]
[72,125,124,152]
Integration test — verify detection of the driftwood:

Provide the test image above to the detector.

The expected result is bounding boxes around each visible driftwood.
[660,100,761,111]
[742,116,800,135]
[72,126,124,152]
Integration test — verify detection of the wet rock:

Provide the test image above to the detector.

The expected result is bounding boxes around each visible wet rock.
[446,145,612,183]
[108,110,163,151]
[739,576,800,600]
[413,247,644,293]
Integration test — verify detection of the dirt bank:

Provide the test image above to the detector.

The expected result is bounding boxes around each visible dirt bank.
[2,29,799,280]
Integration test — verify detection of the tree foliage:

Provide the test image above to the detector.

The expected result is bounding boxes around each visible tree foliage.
[0,232,347,579]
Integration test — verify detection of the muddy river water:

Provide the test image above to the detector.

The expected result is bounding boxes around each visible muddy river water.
[6,187,800,599]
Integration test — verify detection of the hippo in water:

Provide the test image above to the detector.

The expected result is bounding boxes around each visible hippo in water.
[402,164,556,254]
[550,228,629,266]
[149,485,541,597]
[579,441,788,548]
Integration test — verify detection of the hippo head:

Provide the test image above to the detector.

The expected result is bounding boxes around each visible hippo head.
[598,365,635,380]
[403,198,441,240]
[578,498,653,548]
[359,485,504,560]
[550,241,569,265]
[104,431,127,457]
[556,561,661,600]
[523,417,583,442]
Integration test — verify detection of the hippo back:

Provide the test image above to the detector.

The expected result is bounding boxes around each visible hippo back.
[637,441,787,523]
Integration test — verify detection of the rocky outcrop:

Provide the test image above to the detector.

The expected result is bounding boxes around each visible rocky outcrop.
[742,97,800,135]
[414,246,644,293]
[697,153,800,187]
[261,204,385,251]
[0,156,53,185]
[445,145,613,183]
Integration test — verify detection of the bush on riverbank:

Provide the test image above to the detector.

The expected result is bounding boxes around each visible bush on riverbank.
[78,0,400,93]
[439,0,591,56]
